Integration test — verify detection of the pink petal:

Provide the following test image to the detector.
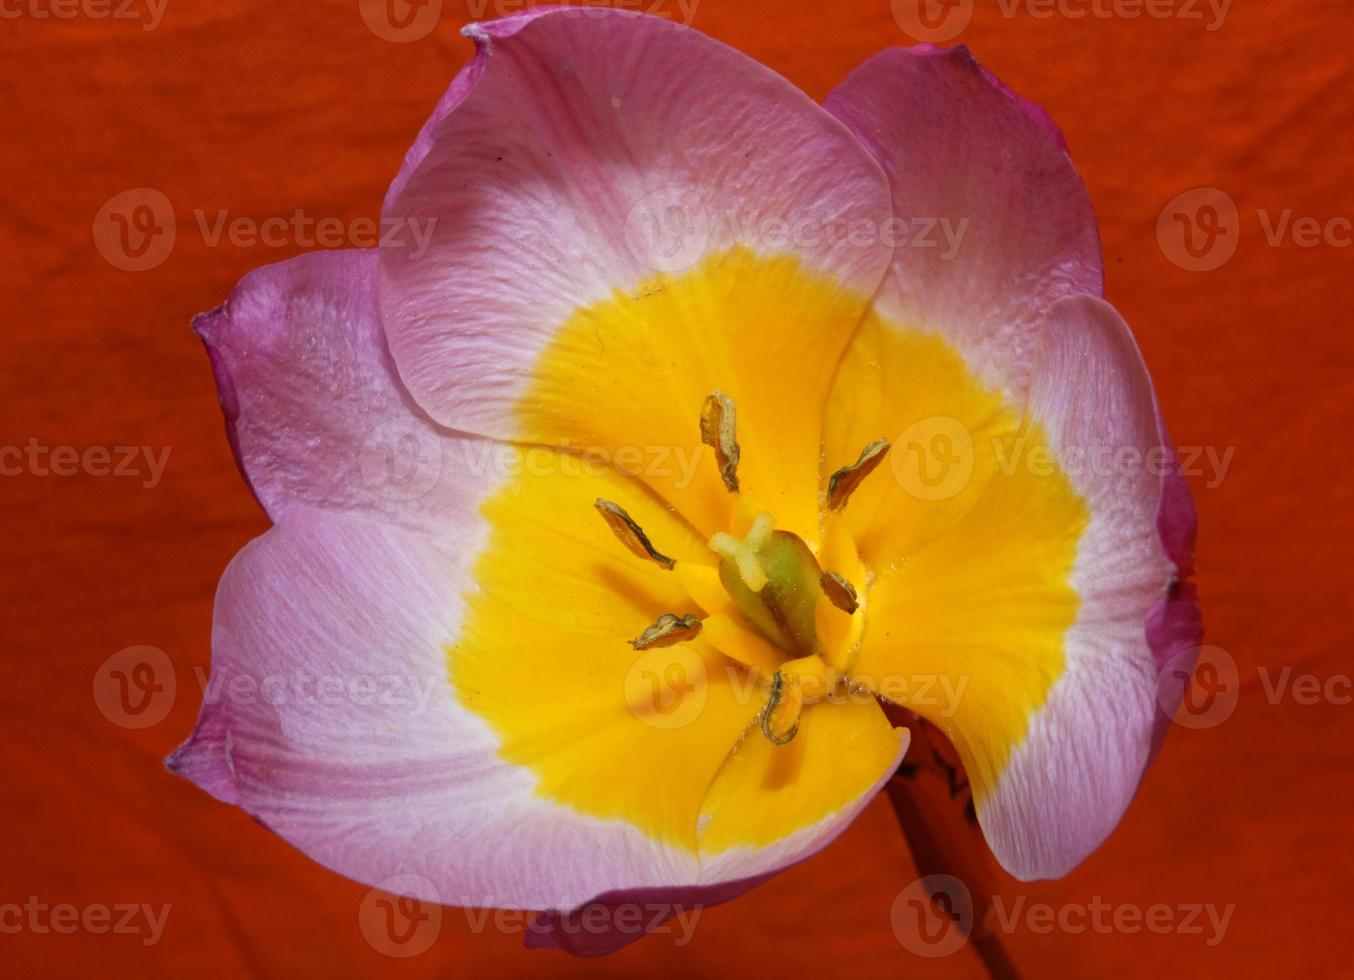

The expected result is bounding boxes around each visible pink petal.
[382,8,557,213]
[379,7,892,436]
[1147,426,1202,755]
[193,249,479,542]
[982,294,1188,879]
[824,45,1103,397]
[167,509,709,911]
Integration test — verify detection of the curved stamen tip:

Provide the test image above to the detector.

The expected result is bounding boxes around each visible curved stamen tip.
[760,671,802,746]
[631,613,702,651]
[827,438,890,511]
[700,391,741,493]
[595,499,676,570]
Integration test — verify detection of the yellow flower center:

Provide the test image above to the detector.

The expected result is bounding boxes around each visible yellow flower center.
[596,392,887,748]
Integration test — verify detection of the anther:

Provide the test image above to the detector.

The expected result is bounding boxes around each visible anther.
[594,499,676,570]
[700,391,741,493]
[630,613,702,650]
[820,570,859,614]
[826,438,890,511]
[760,671,802,746]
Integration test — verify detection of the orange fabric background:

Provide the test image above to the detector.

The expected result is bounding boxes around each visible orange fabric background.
[2,0,1351,976]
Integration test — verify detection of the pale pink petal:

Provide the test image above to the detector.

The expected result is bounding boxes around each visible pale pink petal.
[167,508,707,911]
[193,249,481,543]
[825,45,1103,397]
[382,8,558,212]
[379,7,892,437]
[981,295,1183,879]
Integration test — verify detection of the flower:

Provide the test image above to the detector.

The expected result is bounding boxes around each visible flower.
[169,7,1200,957]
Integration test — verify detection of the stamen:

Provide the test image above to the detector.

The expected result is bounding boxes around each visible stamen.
[700,391,741,493]
[761,671,803,746]
[826,438,891,511]
[630,613,703,650]
[594,499,676,570]
[820,570,859,614]
[708,513,775,591]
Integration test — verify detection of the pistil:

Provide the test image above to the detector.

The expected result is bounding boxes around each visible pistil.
[710,515,823,656]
